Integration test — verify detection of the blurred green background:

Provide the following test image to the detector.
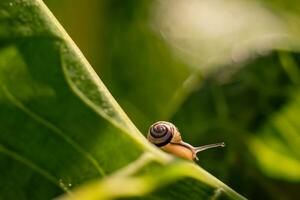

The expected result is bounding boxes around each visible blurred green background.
[44,0,300,199]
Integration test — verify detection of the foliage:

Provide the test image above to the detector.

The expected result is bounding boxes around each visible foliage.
[0,0,245,200]
[1,0,300,199]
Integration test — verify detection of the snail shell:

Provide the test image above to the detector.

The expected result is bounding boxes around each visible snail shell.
[147,121,182,147]
[147,121,225,160]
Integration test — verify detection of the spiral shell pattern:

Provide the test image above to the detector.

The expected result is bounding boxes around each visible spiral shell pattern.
[147,121,176,147]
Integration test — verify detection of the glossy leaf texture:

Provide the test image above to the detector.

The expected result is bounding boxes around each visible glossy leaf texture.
[0,0,245,200]
[42,0,300,199]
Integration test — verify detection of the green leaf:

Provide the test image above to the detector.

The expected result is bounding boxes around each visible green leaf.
[0,0,245,200]
[41,0,300,199]
[249,91,300,181]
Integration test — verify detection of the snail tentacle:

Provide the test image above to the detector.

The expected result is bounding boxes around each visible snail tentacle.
[194,142,225,154]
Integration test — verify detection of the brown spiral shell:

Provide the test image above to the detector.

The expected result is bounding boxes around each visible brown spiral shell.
[147,121,177,147]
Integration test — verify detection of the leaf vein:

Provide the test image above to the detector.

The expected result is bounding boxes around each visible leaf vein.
[2,85,106,176]
[0,143,66,192]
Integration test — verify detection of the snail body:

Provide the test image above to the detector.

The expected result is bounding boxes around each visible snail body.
[160,142,195,160]
[147,121,225,160]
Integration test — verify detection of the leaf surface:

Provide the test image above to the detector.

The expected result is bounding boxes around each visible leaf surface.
[0,1,245,200]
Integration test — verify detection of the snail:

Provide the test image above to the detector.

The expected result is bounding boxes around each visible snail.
[147,121,225,160]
